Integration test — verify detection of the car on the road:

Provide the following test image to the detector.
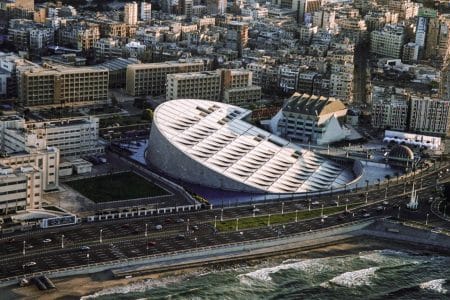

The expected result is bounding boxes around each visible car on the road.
[80,246,90,251]
[132,228,140,234]
[121,223,130,228]
[26,244,34,249]
[176,218,185,223]
[382,201,389,206]
[43,238,52,243]
[311,201,320,205]
[155,224,163,230]
[7,238,15,243]
[176,234,185,240]
[337,215,345,221]
[22,262,36,268]
[165,218,173,224]
[363,213,371,218]
[376,206,384,212]
[253,208,260,213]
[192,225,199,231]
[147,241,157,246]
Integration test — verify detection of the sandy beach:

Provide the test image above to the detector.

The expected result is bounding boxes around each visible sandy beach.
[1,236,440,300]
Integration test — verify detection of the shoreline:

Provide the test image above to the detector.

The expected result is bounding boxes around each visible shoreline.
[2,236,447,300]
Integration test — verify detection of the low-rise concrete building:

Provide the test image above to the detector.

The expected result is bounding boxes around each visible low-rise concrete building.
[126,60,205,96]
[272,93,350,145]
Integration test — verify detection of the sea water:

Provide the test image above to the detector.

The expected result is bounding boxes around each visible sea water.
[82,249,450,299]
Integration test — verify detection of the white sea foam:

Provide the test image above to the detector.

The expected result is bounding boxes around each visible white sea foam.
[326,267,379,288]
[80,275,186,299]
[419,279,447,294]
[239,258,327,285]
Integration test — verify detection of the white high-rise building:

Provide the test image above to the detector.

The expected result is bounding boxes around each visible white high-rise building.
[140,1,151,21]
[124,2,138,25]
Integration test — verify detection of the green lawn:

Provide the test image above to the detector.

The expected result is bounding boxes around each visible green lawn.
[215,203,363,232]
[66,172,169,202]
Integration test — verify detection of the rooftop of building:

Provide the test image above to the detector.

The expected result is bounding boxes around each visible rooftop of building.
[97,57,140,72]
[167,71,219,79]
[282,93,347,116]
[22,64,108,75]
[127,59,204,69]
[153,99,357,193]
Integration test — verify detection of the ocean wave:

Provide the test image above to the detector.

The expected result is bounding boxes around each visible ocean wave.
[80,274,190,299]
[239,258,327,285]
[325,267,379,288]
[419,279,448,294]
[359,249,409,262]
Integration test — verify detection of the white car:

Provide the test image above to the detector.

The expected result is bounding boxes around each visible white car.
[22,262,36,268]
[43,238,52,243]
[155,224,163,230]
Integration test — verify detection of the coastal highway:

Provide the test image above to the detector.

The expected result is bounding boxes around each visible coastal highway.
[0,163,447,280]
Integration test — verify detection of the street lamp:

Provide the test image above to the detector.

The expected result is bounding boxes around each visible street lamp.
[426,213,429,226]
[145,224,148,237]
[281,202,285,215]
[397,206,401,219]
[267,214,271,227]
[295,210,298,222]
[384,187,388,199]
[186,219,190,232]
[235,218,239,231]
[214,216,217,228]
[99,229,103,243]
[220,209,223,221]
[321,204,324,217]
[23,240,26,256]
[61,234,64,249]
[365,192,368,204]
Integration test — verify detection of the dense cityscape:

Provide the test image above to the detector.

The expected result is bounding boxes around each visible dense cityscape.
[0,0,450,298]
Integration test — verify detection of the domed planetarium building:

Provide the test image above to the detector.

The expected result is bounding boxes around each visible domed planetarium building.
[146,99,363,194]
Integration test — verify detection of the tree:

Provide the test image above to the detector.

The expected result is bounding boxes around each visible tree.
[142,109,153,121]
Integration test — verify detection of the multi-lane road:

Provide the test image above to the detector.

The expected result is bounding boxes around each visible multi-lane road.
[0,163,448,281]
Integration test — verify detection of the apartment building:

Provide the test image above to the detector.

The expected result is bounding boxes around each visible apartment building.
[223,85,261,106]
[371,86,409,131]
[17,64,109,106]
[0,147,59,192]
[166,71,221,101]
[0,165,41,215]
[57,22,100,52]
[370,24,405,59]
[166,69,261,106]
[0,116,103,159]
[141,1,151,21]
[126,60,204,96]
[124,1,138,25]
[409,96,450,137]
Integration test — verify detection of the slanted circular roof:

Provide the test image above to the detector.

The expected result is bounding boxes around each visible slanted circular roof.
[151,99,358,193]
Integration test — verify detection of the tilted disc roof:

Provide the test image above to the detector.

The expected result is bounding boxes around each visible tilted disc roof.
[153,99,356,193]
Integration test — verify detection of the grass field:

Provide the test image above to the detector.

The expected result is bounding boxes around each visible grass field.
[215,203,363,232]
[66,172,169,203]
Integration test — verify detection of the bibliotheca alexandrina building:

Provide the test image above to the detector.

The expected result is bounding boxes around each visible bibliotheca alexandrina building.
[147,99,362,194]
